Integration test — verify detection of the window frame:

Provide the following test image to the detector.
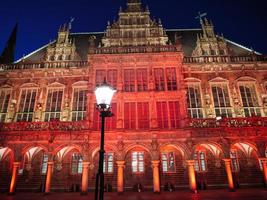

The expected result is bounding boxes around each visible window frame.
[71,85,88,121]
[131,151,145,174]
[194,151,207,172]
[103,152,114,174]
[230,149,240,173]
[161,152,176,173]
[186,83,203,118]
[0,87,12,123]
[71,153,83,175]
[41,154,49,175]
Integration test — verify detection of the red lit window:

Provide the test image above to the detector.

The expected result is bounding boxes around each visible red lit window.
[132,152,144,173]
[169,101,180,128]
[194,151,207,172]
[166,68,177,91]
[96,70,106,86]
[71,153,83,174]
[103,153,113,173]
[16,89,37,122]
[124,69,135,92]
[72,88,87,121]
[137,102,149,129]
[154,68,165,91]
[0,89,11,122]
[161,152,175,173]
[230,150,239,172]
[156,102,168,128]
[93,103,117,130]
[136,69,148,91]
[44,89,63,121]
[124,102,136,129]
[96,69,117,89]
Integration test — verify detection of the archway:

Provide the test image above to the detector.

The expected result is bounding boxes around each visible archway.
[0,147,13,192]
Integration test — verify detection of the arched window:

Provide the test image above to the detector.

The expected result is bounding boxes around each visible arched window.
[103,153,114,173]
[16,87,37,122]
[186,84,203,118]
[0,87,11,122]
[71,153,83,174]
[132,152,144,173]
[71,85,88,121]
[194,151,207,172]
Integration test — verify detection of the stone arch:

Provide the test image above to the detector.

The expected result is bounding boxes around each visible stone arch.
[53,144,83,162]
[193,142,225,159]
[22,144,48,161]
[231,141,259,158]
[159,142,190,160]
[91,144,118,160]
[123,143,151,160]
[0,147,14,162]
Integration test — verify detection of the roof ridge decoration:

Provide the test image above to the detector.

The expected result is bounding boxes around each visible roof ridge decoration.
[101,0,169,47]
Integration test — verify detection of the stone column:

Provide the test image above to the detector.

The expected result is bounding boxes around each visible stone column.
[45,161,54,194]
[223,159,235,191]
[116,161,125,194]
[259,158,267,187]
[9,162,20,194]
[151,160,160,193]
[81,161,90,195]
[186,160,197,193]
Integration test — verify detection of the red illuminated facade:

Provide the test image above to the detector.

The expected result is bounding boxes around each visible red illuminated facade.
[1,0,267,194]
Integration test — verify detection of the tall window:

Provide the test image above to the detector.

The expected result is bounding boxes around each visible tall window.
[239,84,261,117]
[124,69,135,92]
[93,103,117,130]
[96,69,118,89]
[136,69,148,91]
[230,150,239,172]
[161,152,175,173]
[132,152,144,173]
[44,89,63,121]
[166,68,177,91]
[211,84,232,117]
[194,151,207,172]
[156,102,168,128]
[16,89,37,122]
[124,102,150,129]
[0,89,11,122]
[187,85,203,118]
[41,154,49,174]
[154,68,165,91]
[72,88,87,121]
[137,102,149,129]
[169,101,180,128]
[96,70,106,87]
[71,153,83,174]
[103,153,113,173]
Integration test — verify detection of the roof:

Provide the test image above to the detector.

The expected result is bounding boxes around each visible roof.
[17,29,256,63]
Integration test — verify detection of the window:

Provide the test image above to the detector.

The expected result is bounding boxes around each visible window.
[124,102,136,129]
[239,84,261,117]
[154,68,165,91]
[230,150,239,172]
[93,103,117,130]
[96,69,118,89]
[166,68,177,91]
[16,89,37,122]
[96,70,106,86]
[187,85,203,118]
[156,102,168,129]
[161,152,175,173]
[169,101,180,128]
[132,152,144,173]
[72,88,87,121]
[194,151,207,172]
[71,153,83,174]
[136,69,148,91]
[103,153,113,173]
[41,154,49,174]
[124,69,135,92]
[211,84,232,117]
[0,89,11,122]
[124,102,150,129]
[44,89,63,121]
[137,102,149,129]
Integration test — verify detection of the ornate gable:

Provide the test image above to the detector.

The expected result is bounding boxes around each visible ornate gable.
[101,0,169,47]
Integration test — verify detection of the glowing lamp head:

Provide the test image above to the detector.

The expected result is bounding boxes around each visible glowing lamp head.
[95,81,116,110]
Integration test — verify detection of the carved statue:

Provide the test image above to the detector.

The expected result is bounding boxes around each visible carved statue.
[204,94,213,117]
[34,103,43,122]
[233,94,244,117]
[6,101,16,123]
[62,100,70,121]
[262,95,267,116]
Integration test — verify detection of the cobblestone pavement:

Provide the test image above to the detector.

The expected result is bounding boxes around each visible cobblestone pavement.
[0,189,267,200]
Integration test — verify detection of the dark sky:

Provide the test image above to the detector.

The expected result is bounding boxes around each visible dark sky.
[1,0,267,60]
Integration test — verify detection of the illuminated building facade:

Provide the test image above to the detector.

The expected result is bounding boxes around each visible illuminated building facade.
[0,0,267,194]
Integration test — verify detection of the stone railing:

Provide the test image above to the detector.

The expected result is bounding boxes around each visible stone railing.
[0,61,88,71]
[93,45,180,54]
[184,55,267,64]
[0,120,90,132]
[188,117,267,128]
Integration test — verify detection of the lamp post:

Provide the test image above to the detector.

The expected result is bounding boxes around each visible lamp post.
[94,80,116,200]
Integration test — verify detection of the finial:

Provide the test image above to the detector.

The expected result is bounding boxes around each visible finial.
[146,5,149,11]
[68,17,75,30]
[107,21,110,26]
[195,12,207,23]
[119,6,122,12]
[158,18,162,25]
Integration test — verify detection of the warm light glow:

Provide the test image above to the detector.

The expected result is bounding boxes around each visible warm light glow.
[81,162,90,194]
[152,160,160,193]
[9,162,20,194]
[116,161,125,193]
[95,83,116,107]
[45,162,53,194]
[187,160,197,193]
[223,159,235,191]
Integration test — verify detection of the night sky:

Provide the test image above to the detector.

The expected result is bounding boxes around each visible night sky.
[1,0,267,60]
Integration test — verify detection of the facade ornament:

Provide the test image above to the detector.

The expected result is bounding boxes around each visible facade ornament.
[232,90,244,117]
[262,94,267,116]
[34,102,43,122]
[6,99,16,123]
[204,94,213,118]
[61,99,70,121]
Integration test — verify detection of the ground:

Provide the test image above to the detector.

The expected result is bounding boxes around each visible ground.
[0,189,267,200]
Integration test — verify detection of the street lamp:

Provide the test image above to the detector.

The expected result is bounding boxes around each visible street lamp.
[94,80,116,200]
